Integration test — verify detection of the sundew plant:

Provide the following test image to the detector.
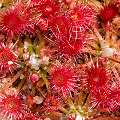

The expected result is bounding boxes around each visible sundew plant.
[0,0,120,120]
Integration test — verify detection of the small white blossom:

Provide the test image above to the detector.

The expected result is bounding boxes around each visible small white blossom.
[29,53,42,70]
[101,43,119,58]
[76,112,86,120]
[76,114,86,120]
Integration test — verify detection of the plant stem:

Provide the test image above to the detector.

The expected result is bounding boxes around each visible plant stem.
[16,78,26,93]
[59,105,69,114]
[6,34,12,47]
[3,69,24,92]
[26,66,32,96]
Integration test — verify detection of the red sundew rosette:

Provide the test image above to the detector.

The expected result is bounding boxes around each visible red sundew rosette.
[0,41,19,78]
[30,0,60,17]
[0,0,36,37]
[0,92,30,120]
[49,63,77,96]
[66,4,97,33]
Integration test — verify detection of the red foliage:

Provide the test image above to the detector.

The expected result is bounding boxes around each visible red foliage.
[87,64,110,90]
[67,4,97,33]
[57,36,85,58]
[50,64,77,96]
[91,87,112,110]
[31,0,55,5]
[36,17,48,31]
[41,4,59,17]
[108,82,120,112]
[100,4,117,21]
[0,93,28,119]
[0,0,35,36]
[64,0,72,5]
[49,15,86,58]
[0,42,18,77]
[31,0,60,17]
[48,15,69,40]
[19,110,41,120]
[42,95,61,112]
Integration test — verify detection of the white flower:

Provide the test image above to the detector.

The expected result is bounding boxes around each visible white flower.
[101,43,118,58]
[29,53,42,70]
[75,111,86,120]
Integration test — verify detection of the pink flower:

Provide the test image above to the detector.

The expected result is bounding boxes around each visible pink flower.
[0,93,29,120]
[48,14,87,59]
[49,15,86,59]
[87,63,110,91]
[108,82,120,112]
[30,0,60,17]
[49,64,77,96]
[48,15,69,40]
[0,0,35,36]
[42,95,61,112]
[100,4,117,21]
[91,87,112,110]
[0,41,19,77]
[56,36,85,59]
[67,4,97,33]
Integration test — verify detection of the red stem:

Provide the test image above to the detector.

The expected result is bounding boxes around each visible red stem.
[109,58,120,64]
[26,66,32,97]
[89,114,117,120]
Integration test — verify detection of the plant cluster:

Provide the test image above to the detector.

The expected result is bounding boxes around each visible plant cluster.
[0,0,120,120]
